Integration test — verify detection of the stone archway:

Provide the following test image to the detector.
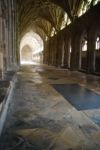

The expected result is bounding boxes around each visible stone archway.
[21,45,33,63]
[20,31,44,65]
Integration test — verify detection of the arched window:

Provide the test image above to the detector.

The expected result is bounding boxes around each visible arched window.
[82,39,87,51]
[96,36,100,50]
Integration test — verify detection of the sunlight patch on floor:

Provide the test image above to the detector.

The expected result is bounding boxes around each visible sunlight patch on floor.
[21,61,39,65]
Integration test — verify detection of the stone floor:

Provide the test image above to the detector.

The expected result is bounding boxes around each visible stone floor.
[0,64,100,150]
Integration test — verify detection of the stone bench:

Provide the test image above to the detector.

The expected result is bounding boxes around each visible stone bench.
[0,80,10,112]
[0,72,16,135]
[4,71,15,81]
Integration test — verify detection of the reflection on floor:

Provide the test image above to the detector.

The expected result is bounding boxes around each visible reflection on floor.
[0,64,100,150]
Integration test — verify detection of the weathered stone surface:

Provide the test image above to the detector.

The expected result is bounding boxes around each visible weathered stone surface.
[0,64,100,150]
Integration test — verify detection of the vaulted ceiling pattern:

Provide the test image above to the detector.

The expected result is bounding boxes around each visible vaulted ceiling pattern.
[17,0,100,40]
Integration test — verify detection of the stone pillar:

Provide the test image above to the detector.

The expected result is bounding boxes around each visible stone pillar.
[12,0,17,68]
[7,0,12,69]
[2,18,7,74]
[50,36,57,66]
[56,34,63,67]
[70,34,81,71]
[46,39,50,65]
[53,36,57,66]
[0,0,9,78]
[61,40,65,67]
[50,38,53,65]
[0,14,5,78]
[0,51,3,78]
[46,40,50,65]
[46,41,49,64]
[43,41,46,64]
[51,37,57,66]
[48,38,53,65]
[87,34,95,73]
[12,0,17,67]
[5,15,9,71]
[7,0,17,71]
[63,35,71,68]
[51,38,55,66]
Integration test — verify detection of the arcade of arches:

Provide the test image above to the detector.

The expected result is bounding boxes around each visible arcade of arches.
[0,0,100,150]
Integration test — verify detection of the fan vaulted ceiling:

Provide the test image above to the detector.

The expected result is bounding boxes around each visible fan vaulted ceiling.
[17,0,100,40]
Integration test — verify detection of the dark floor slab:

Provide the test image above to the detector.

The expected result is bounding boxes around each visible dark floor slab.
[48,77,59,80]
[52,84,100,110]
[0,81,10,103]
[0,80,10,88]
[4,71,15,80]
[91,116,100,127]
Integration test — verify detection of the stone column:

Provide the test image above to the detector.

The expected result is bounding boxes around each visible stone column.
[87,34,95,73]
[5,13,9,71]
[51,36,57,66]
[46,41,49,64]
[45,40,49,65]
[2,18,7,74]
[70,34,81,71]
[63,36,71,68]
[48,38,53,65]
[52,36,57,66]
[50,38,53,65]
[7,0,17,71]
[46,39,50,65]
[56,34,63,67]
[12,0,17,68]
[0,10,5,78]
[43,41,46,64]
[7,0,12,69]
[61,40,65,67]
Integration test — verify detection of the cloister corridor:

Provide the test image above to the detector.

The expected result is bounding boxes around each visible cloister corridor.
[0,1,100,150]
[0,64,100,150]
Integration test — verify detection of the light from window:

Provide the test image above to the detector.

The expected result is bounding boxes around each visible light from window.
[96,36,100,50]
[61,13,71,30]
[82,40,87,51]
[51,27,55,37]
[70,46,72,52]
[94,0,100,5]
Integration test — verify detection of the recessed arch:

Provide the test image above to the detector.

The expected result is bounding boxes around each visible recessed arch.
[21,45,33,63]
[20,31,44,64]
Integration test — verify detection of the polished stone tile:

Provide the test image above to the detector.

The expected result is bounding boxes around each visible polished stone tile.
[0,64,100,150]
